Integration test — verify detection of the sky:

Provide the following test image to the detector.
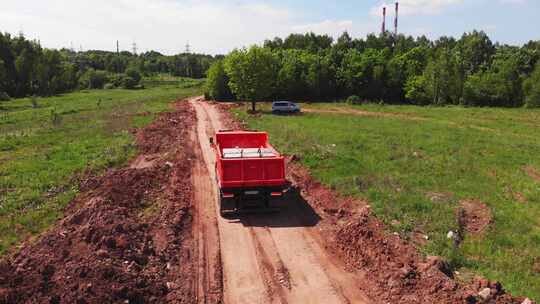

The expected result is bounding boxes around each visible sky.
[1,0,539,55]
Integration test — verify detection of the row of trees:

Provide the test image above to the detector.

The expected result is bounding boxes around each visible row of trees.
[0,32,217,100]
[206,31,540,108]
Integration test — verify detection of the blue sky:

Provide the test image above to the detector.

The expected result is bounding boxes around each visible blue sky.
[1,0,539,55]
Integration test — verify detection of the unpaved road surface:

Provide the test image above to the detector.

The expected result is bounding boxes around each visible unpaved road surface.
[191,98,370,304]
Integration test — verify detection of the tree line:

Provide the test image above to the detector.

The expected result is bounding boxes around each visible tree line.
[206,31,540,109]
[0,32,217,100]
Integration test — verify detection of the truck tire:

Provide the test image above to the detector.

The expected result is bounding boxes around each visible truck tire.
[218,190,235,218]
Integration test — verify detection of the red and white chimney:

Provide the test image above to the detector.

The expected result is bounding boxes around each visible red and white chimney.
[382,7,387,34]
[394,2,399,35]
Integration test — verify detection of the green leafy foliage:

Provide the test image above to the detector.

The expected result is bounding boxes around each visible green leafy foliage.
[79,69,109,89]
[205,60,233,101]
[210,30,539,108]
[224,46,279,111]
[0,31,217,99]
[523,62,540,108]
[125,68,142,83]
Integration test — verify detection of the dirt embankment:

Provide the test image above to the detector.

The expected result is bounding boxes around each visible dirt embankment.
[287,156,528,304]
[0,102,197,304]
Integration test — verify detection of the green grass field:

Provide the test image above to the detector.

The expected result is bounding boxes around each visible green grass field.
[0,78,203,254]
[235,102,540,300]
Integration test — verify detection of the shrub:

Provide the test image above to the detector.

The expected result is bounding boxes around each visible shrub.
[205,61,234,101]
[104,83,116,90]
[125,68,142,83]
[121,76,138,89]
[523,62,540,108]
[346,95,362,105]
[79,69,109,89]
[0,91,11,101]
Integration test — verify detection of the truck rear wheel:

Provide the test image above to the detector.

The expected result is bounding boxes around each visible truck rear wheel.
[218,191,235,218]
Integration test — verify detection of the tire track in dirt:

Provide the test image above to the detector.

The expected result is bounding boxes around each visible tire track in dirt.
[192,125,222,304]
[193,98,273,304]
[191,97,371,304]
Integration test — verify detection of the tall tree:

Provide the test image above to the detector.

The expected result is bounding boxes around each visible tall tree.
[205,60,233,101]
[224,46,280,111]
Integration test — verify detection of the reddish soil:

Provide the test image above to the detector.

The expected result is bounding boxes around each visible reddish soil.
[0,102,197,304]
[460,199,493,234]
[285,159,527,304]
[0,97,533,304]
[524,166,540,183]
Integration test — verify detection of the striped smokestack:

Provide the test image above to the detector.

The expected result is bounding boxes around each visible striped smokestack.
[382,7,387,34]
[394,2,399,35]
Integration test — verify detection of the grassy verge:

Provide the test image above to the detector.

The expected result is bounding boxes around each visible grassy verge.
[234,102,540,300]
[0,78,203,254]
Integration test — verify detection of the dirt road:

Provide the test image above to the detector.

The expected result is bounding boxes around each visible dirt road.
[190,98,371,304]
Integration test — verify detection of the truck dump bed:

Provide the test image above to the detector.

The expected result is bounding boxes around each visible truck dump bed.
[214,131,286,189]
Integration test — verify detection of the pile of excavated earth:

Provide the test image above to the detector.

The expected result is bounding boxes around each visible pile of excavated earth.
[0,99,534,304]
[0,103,197,304]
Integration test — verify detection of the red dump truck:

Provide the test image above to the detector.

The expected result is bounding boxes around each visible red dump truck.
[211,130,288,216]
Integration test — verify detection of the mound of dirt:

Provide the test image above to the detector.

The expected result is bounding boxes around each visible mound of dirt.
[0,102,197,304]
[460,199,493,234]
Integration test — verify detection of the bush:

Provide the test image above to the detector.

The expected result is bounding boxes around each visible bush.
[0,91,10,101]
[125,68,142,83]
[346,95,362,105]
[523,62,540,108]
[104,83,116,90]
[121,76,138,89]
[405,75,431,105]
[205,61,234,101]
[79,69,109,89]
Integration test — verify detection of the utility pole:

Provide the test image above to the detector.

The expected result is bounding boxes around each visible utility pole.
[116,40,120,74]
[185,42,191,54]
[132,42,138,55]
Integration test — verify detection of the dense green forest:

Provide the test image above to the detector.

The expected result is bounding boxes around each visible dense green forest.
[0,32,217,100]
[206,31,540,108]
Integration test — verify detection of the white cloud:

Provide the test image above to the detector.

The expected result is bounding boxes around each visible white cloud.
[498,0,527,4]
[0,0,367,55]
[370,0,463,16]
[292,20,354,37]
